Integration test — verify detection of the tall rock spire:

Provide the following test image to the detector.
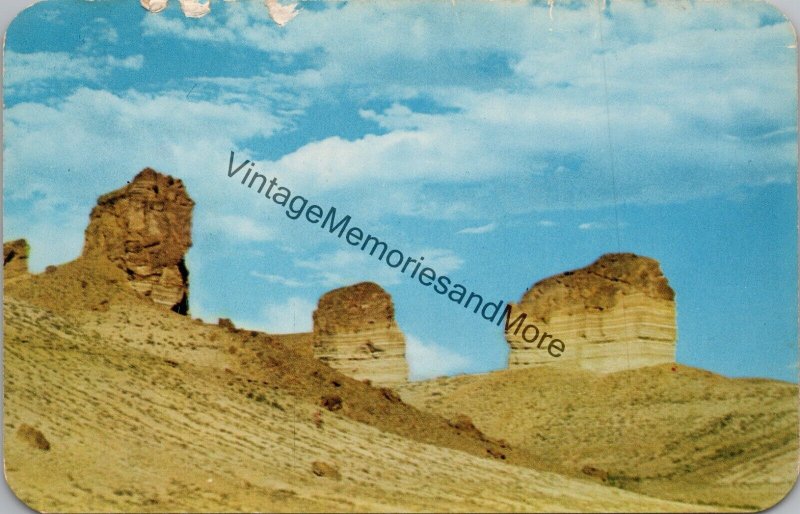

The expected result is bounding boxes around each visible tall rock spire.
[82,168,194,314]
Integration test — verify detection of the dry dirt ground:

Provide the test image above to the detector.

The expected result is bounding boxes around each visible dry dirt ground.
[2,257,792,512]
[398,364,799,511]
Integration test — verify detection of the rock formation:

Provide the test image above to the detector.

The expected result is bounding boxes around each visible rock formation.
[506,253,676,373]
[3,239,29,280]
[82,168,194,314]
[312,282,408,385]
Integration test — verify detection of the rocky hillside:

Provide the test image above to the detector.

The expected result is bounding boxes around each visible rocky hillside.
[3,290,715,512]
[82,168,194,314]
[312,282,409,386]
[4,168,794,512]
[506,253,677,372]
[398,365,798,510]
[2,167,719,511]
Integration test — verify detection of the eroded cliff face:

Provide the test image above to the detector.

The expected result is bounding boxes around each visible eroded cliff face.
[82,168,194,314]
[506,253,676,373]
[313,282,408,386]
[4,239,30,280]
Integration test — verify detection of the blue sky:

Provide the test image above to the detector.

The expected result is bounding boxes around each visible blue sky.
[3,0,797,382]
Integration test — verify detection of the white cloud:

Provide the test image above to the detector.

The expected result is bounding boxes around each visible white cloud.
[250,271,304,288]
[251,296,315,334]
[405,334,472,381]
[538,220,557,227]
[203,214,274,242]
[4,51,144,90]
[578,222,607,231]
[295,249,404,287]
[416,249,464,275]
[457,222,497,235]
[134,1,796,214]
[293,247,463,288]
[3,86,293,266]
[578,221,628,231]
[4,0,796,275]
[2,208,87,272]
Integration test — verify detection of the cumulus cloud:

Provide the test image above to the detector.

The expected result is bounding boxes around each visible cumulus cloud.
[405,334,472,381]
[136,1,795,213]
[3,86,293,264]
[4,0,796,270]
[203,215,275,242]
[457,222,497,235]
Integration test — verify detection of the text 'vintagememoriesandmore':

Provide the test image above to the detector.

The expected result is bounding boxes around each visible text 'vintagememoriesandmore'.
[225,151,567,358]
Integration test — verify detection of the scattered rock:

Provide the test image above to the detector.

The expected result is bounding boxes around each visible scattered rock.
[17,424,50,451]
[218,318,236,331]
[312,410,324,428]
[320,394,343,412]
[82,168,194,315]
[311,461,340,480]
[3,239,29,279]
[449,414,486,438]
[486,447,506,460]
[581,465,609,481]
[380,387,402,403]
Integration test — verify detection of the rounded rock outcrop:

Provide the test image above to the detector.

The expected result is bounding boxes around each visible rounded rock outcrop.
[506,253,677,373]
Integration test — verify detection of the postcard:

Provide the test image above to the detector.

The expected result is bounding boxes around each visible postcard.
[3,1,798,512]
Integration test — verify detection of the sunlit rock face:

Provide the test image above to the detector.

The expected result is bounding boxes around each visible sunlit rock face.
[506,253,677,373]
[82,168,194,314]
[313,282,409,386]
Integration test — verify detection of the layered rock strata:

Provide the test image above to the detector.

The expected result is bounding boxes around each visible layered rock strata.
[312,282,408,385]
[3,239,30,280]
[506,253,676,373]
[82,168,194,314]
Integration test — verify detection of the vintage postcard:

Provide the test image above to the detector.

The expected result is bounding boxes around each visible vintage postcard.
[2,0,798,512]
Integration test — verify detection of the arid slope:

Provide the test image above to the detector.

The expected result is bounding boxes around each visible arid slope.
[3,259,720,512]
[398,365,799,510]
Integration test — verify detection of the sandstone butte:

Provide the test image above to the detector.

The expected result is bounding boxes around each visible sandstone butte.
[312,282,409,386]
[505,253,677,373]
[4,168,794,513]
[82,168,194,315]
[3,168,676,385]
